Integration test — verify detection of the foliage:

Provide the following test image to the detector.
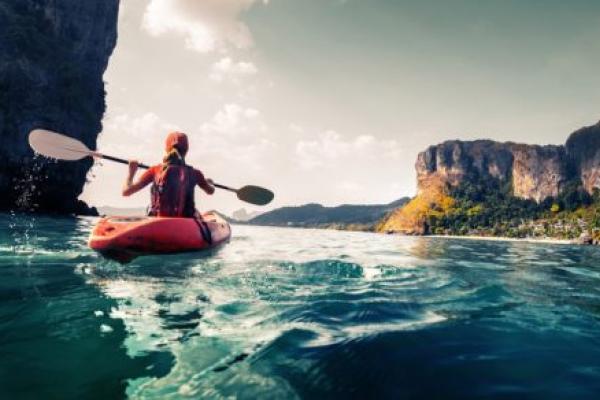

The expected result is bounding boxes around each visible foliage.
[378,175,454,234]
[425,174,543,236]
[420,174,600,240]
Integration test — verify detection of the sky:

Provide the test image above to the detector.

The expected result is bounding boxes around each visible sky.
[81,0,600,216]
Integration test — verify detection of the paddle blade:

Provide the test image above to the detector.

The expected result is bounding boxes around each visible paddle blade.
[236,185,274,206]
[29,129,93,161]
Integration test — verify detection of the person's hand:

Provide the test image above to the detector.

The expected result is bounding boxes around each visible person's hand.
[128,160,139,175]
[206,178,214,186]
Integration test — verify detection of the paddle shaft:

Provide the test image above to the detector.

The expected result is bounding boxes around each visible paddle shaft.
[97,153,237,193]
[99,154,150,170]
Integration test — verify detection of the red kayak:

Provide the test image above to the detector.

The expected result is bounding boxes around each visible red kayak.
[88,212,231,262]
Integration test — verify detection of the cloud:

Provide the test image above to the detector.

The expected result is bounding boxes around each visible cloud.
[199,103,265,137]
[210,57,258,83]
[100,113,180,159]
[288,123,305,134]
[295,130,402,170]
[191,103,273,171]
[100,105,270,169]
[142,0,268,53]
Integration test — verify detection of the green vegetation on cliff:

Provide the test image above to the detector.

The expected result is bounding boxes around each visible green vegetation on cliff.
[411,176,600,241]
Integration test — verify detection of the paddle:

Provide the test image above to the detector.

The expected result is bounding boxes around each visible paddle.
[28,129,274,206]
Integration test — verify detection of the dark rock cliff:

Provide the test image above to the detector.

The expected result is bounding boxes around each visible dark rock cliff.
[566,121,600,194]
[0,0,119,214]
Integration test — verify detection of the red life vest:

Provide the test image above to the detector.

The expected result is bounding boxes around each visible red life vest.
[149,164,196,217]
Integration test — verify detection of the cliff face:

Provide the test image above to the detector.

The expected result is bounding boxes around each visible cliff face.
[566,122,600,194]
[511,144,566,202]
[380,120,600,234]
[0,0,119,214]
[415,140,567,202]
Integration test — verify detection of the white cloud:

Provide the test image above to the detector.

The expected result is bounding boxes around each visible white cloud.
[289,123,304,134]
[199,103,265,136]
[155,103,271,176]
[100,113,180,159]
[99,106,270,171]
[142,0,268,53]
[295,130,403,170]
[210,57,258,83]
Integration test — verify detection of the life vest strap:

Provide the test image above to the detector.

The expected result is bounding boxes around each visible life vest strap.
[193,217,213,245]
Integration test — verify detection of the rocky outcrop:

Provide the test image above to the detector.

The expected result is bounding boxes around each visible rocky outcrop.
[414,121,600,202]
[380,120,600,234]
[511,144,566,202]
[415,140,567,202]
[0,0,119,214]
[566,121,600,194]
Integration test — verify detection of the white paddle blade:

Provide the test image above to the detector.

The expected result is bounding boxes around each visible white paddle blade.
[29,129,93,161]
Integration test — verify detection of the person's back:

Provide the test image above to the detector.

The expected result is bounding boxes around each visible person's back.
[121,132,215,217]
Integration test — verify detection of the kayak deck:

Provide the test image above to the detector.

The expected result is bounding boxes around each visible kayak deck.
[88,212,231,262]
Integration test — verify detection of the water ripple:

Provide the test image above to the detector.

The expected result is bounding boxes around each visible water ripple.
[3,216,600,398]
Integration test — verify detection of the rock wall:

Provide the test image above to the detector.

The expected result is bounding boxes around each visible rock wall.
[0,0,119,214]
[416,140,514,192]
[415,121,600,202]
[511,144,566,202]
[566,121,600,194]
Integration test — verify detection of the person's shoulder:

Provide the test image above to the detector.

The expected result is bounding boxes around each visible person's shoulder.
[141,164,162,177]
[190,166,206,182]
[190,166,204,175]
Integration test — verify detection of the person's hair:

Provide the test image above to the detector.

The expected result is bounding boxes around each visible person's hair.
[163,148,185,167]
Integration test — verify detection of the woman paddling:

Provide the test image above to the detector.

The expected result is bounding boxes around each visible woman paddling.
[122,131,215,218]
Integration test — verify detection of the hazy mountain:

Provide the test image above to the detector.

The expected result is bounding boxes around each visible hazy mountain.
[248,198,410,230]
[231,208,263,222]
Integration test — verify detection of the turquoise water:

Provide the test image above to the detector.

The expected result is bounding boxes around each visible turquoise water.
[2,213,600,399]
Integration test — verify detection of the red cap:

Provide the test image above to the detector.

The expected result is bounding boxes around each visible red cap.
[165,131,189,156]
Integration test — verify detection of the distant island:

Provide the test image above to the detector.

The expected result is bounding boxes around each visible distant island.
[245,198,409,231]
[231,208,263,222]
[379,120,600,244]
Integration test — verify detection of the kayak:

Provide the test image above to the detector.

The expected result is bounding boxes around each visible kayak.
[88,211,231,262]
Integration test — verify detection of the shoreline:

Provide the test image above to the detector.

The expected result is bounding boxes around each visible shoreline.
[427,234,575,245]
[242,224,580,245]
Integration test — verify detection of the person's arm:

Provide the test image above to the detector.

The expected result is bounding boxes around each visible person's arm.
[122,161,154,196]
[195,170,215,195]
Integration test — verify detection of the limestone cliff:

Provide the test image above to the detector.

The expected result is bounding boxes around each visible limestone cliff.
[0,0,119,214]
[380,120,600,234]
[511,144,566,202]
[415,140,566,202]
[566,121,600,194]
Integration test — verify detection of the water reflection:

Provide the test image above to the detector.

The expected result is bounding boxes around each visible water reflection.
[0,214,174,399]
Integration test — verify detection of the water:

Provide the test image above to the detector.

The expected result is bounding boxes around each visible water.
[2,213,600,399]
